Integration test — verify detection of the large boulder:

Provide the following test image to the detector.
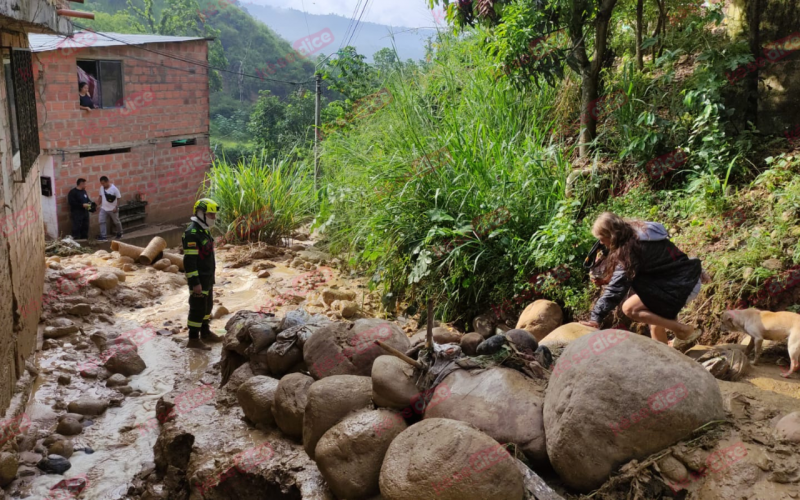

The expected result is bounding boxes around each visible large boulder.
[539,322,597,347]
[302,375,373,459]
[237,376,280,428]
[515,300,563,341]
[316,409,407,500]
[776,412,800,442]
[103,346,146,376]
[379,418,524,500]
[371,356,419,410]
[272,373,314,439]
[544,329,726,492]
[424,367,547,464]
[304,319,409,379]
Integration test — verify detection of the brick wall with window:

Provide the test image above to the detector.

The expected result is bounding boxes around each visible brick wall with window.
[0,31,46,412]
[33,39,211,235]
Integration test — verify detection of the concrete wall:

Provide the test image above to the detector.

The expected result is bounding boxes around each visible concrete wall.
[32,39,212,236]
[0,0,71,35]
[0,30,46,414]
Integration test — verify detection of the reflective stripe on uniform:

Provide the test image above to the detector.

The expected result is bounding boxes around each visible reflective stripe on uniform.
[203,315,211,320]
[184,249,199,255]
[202,290,209,295]
[186,271,199,277]
[187,320,203,328]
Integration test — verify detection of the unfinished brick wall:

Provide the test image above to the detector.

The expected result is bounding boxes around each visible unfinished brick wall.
[33,39,211,235]
[0,31,46,414]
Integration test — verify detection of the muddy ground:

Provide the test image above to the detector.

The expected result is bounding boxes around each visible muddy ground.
[3,234,799,499]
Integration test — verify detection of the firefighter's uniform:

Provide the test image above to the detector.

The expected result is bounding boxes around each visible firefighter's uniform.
[183,199,219,342]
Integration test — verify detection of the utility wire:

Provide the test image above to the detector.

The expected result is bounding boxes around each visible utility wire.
[69,23,315,85]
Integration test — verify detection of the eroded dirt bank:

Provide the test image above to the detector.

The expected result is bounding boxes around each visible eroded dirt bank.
[1,235,798,500]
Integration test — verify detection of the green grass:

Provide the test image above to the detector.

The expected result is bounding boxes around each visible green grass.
[203,154,317,244]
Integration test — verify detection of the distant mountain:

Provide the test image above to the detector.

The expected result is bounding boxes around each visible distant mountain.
[240,3,437,62]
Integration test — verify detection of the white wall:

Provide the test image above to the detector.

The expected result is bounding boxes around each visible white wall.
[40,155,57,239]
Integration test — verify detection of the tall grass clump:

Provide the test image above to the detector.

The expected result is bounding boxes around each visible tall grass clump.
[316,31,582,324]
[204,152,317,244]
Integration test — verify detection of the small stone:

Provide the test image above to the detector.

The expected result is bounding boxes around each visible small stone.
[66,304,92,317]
[0,452,18,486]
[117,386,133,395]
[460,332,484,356]
[106,374,128,387]
[212,305,229,319]
[57,375,71,386]
[762,259,783,271]
[67,396,109,416]
[164,265,179,274]
[257,270,271,278]
[98,314,115,324]
[47,439,74,459]
[44,321,79,339]
[56,417,83,436]
[476,334,507,355]
[89,273,119,290]
[19,452,42,464]
[37,454,71,475]
[123,263,136,272]
[79,367,98,379]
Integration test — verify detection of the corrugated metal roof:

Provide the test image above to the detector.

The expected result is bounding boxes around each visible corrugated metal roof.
[28,32,208,53]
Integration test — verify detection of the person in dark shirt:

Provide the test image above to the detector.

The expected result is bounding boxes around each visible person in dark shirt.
[79,82,95,111]
[67,178,92,239]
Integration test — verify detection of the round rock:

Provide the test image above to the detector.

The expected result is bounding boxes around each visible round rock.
[460,333,483,356]
[0,452,18,486]
[776,412,800,442]
[272,373,314,439]
[424,367,547,464]
[475,335,507,356]
[316,409,407,500]
[103,347,146,376]
[515,300,563,341]
[37,454,71,475]
[106,373,128,387]
[379,418,524,500]
[371,356,419,410]
[56,416,83,436]
[504,329,539,354]
[302,375,373,459]
[544,330,725,492]
[539,322,597,348]
[236,376,280,428]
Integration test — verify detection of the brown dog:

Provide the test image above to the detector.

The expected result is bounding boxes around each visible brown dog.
[720,309,800,378]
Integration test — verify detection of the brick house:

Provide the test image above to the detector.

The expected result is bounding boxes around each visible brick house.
[0,0,74,413]
[28,32,213,238]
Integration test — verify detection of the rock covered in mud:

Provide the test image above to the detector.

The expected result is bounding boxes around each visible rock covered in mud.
[776,412,800,442]
[0,452,18,486]
[539,322,597,347]
[154,423,195,474]
[505,329,539,354]
[272,373,314,439]
[47,438,74,459]
[424,367,547,464]
[103,346,146,376]
[515,300,563,341]
[265,339,304,376]
[304,319,409,379]
[410,327,462,345]
[302,375,373,459]
[44,319,79,339]
[153,258,171,271]
[475,334,507,355]
[89,273,119,290]
[106,373,128,387]
[56,415,83,436]
[379,418,524,500]
[67,396,109,416]
[472,314,497,339]
[237,376,280,428]
[37,454,70,475]
[316,409,407,500]
[543,330,725,492]
[371,356,419,410]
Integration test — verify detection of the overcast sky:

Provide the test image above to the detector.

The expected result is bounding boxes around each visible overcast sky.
[247,0,445,29]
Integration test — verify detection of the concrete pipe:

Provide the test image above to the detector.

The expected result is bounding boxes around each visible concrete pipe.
[138,236,167,265]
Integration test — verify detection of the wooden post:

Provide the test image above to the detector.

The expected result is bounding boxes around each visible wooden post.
[426,299,433,349]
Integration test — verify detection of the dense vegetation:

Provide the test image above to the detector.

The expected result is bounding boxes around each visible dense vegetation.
[82,0,800,334]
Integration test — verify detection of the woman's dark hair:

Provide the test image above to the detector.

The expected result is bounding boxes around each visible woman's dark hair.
[79,82,88,91]
[592,212,644,279]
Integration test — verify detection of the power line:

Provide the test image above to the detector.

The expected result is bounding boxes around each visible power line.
[343,0,371,50]
[337,0,365,54]
[69,24,315,85]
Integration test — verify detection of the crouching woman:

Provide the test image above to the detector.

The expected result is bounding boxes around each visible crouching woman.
[580,212,704,348]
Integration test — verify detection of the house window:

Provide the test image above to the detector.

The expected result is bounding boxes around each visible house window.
[4,48,40,178]
[77,60,123,109]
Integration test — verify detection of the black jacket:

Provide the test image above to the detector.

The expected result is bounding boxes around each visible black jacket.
[68,188,91,214]
[591,222,702,324]
[182,220,215,288]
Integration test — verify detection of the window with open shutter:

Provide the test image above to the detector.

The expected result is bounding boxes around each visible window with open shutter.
[8,48,40,179]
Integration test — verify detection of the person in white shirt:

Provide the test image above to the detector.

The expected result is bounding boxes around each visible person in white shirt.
[97,176,123,241]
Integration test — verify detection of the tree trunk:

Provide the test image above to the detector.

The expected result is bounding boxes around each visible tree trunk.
[636,0,644,70]
[573,0,618,157]
[745,0,761,127]
[651,0,667,61]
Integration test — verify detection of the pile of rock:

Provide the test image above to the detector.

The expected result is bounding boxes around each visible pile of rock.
[169,300,727,499]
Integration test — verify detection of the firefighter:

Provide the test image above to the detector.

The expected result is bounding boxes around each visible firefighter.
[183,198,224,350]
